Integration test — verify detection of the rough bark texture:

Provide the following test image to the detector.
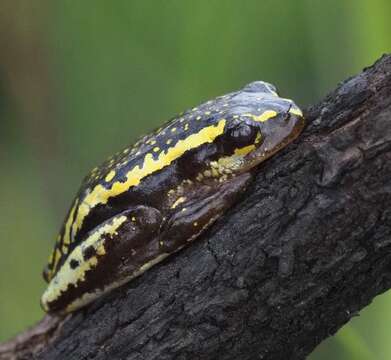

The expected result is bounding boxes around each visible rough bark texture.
[1,54,391,360]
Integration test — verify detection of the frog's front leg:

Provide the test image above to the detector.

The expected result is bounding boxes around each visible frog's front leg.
[161,173,253,252]
[41,205,163,314]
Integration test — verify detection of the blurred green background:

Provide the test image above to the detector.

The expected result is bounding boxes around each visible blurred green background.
[0,1,390,358]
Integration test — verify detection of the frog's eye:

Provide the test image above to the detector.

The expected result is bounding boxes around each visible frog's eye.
[227,122,258,147]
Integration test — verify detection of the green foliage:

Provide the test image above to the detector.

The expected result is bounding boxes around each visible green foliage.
[0,1,390,357]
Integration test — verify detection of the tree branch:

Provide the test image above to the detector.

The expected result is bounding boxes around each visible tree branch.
[1,54,391,360]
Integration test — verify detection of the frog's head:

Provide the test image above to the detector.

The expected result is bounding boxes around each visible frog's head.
[216,81,305,174]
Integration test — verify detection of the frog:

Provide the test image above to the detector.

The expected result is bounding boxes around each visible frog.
[41,81,305,314]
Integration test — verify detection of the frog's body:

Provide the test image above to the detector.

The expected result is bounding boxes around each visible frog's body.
[41,81,305,313]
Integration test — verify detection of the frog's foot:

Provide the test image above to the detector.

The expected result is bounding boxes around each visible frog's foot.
[160,172,253,252]
[41,206,162,314]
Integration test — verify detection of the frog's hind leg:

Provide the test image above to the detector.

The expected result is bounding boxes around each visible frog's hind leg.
[41,206,163,314]
[161,172,253,252]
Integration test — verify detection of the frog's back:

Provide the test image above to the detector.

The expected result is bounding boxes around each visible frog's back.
[81,104,227,194]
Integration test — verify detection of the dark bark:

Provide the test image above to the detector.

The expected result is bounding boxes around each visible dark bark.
[1,54,391,360]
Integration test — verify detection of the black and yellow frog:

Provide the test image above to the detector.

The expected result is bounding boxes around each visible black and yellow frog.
[41,81,304,313]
